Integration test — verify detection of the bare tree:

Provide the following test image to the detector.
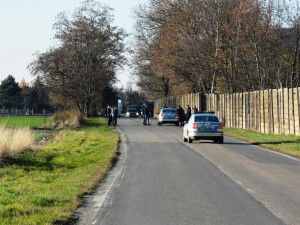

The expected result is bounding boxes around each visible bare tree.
[133,0,299,97]
[29,0,126,116]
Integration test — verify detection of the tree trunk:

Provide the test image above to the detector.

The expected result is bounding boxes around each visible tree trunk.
[291,28,300,88]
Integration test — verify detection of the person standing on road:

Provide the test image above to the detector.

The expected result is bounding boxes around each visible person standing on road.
[177,105,185,126]
[111,106,116,126]
[186,105,192,122]
[143,105,150,125]
[107,105,112,126]
[193,106,198,114]
[113,106,118,126]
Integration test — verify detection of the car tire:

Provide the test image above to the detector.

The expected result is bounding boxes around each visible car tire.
[175,122,179,126]
[183,136,188,142]
[219,137,224,143]
[157,122,161,126]
[214,138,218,143]
[188,136,193,143]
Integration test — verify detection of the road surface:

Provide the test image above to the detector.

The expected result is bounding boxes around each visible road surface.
[74,118,300,225]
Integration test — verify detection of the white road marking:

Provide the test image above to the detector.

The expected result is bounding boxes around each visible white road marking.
[88,129,128,225]
[100,211,110,225]
[246,188,255,194]
[236,180,243,185]
[251,144,300,162]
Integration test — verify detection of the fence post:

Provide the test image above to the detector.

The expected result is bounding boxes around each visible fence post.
[264,90,269,133]
[283,88,289,134]
[296,88,300,135]
[273,89,279,134]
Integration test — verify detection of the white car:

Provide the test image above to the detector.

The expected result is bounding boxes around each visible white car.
[183,112,223,143]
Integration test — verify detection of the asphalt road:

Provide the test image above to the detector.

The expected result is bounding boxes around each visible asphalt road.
[75,117,300,225]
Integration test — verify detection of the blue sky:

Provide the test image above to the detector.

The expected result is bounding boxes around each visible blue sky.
[0,0,147,87]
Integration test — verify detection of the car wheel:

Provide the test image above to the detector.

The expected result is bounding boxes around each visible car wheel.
[214,138,218,143]
[188,134,193,143]
[183,136,188,142]
[175,122,179,126]
[157,122,161,126]
[219,137,224,143]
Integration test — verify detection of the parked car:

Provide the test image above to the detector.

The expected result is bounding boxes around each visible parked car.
[126,108,139,118]
[183,112,223,143]
[157,107,179,126]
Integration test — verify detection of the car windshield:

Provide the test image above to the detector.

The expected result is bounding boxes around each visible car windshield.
[128,109,137,112]
[195,116,219,122]
[162,109,177,113]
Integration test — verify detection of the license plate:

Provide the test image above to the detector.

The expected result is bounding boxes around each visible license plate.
[203,125,213,129]
[164,113,174,119]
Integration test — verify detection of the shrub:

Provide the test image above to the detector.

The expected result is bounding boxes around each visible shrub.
[0,125,34,158]
[51,110,85,128]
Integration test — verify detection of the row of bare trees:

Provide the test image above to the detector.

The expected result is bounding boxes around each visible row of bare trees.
[29,0,126,117]
[132,0,300,98]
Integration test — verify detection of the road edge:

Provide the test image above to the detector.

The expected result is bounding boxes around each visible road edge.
[71,126,128,225]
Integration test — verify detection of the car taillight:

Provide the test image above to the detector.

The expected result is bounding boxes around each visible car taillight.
[176,113,179,118]
[218,123,223,129]
[160,113,164,117]
[193,123,197,129]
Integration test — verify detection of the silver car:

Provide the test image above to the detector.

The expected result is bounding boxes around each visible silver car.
[157,107,179,126]
[183,113,223,143]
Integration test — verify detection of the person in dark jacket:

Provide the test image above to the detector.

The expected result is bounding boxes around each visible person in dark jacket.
[193,106,198,114]
[107,105,112,126]
[143,105,150,125]
[186,105,192,122]
[112,106,118,126]
[177,105,185,126]
[113,106,119,126]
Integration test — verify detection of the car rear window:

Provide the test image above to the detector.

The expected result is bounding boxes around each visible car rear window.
[162,109,177,113]
[195,116,219,122]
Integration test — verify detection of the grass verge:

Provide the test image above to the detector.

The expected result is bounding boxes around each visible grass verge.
[224,127,300,159]
[0,116,51,128]
[0,118,119,224]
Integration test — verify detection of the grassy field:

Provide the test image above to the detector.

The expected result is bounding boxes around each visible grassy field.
[0,118,119,224]
[0,116,51,128]
[224,128,300,158]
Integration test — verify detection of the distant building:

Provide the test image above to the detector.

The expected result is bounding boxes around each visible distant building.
[20,87,33,114]
[0,87,51,115]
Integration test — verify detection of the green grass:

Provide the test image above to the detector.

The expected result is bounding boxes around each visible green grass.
[224,128,300,158]
[0,118,119,224]
[31,130,47,140]
[0,116,51,128]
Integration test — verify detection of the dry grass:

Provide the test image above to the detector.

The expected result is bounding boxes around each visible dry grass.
[0,125,34,158]
[54,130,71,141]
[51,110,85,128]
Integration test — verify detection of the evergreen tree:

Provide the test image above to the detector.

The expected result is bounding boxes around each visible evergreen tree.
[0,75,22,108]
[0,75,21,99]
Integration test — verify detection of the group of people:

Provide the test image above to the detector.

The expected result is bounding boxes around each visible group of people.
[107,105,118,126]
[177,104,199,125]
[106,104,199,126]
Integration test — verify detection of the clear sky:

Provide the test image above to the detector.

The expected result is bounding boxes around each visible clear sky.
[0,0,147,87]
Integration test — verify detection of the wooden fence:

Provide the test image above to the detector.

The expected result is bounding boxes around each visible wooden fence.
[154,87,300,135]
